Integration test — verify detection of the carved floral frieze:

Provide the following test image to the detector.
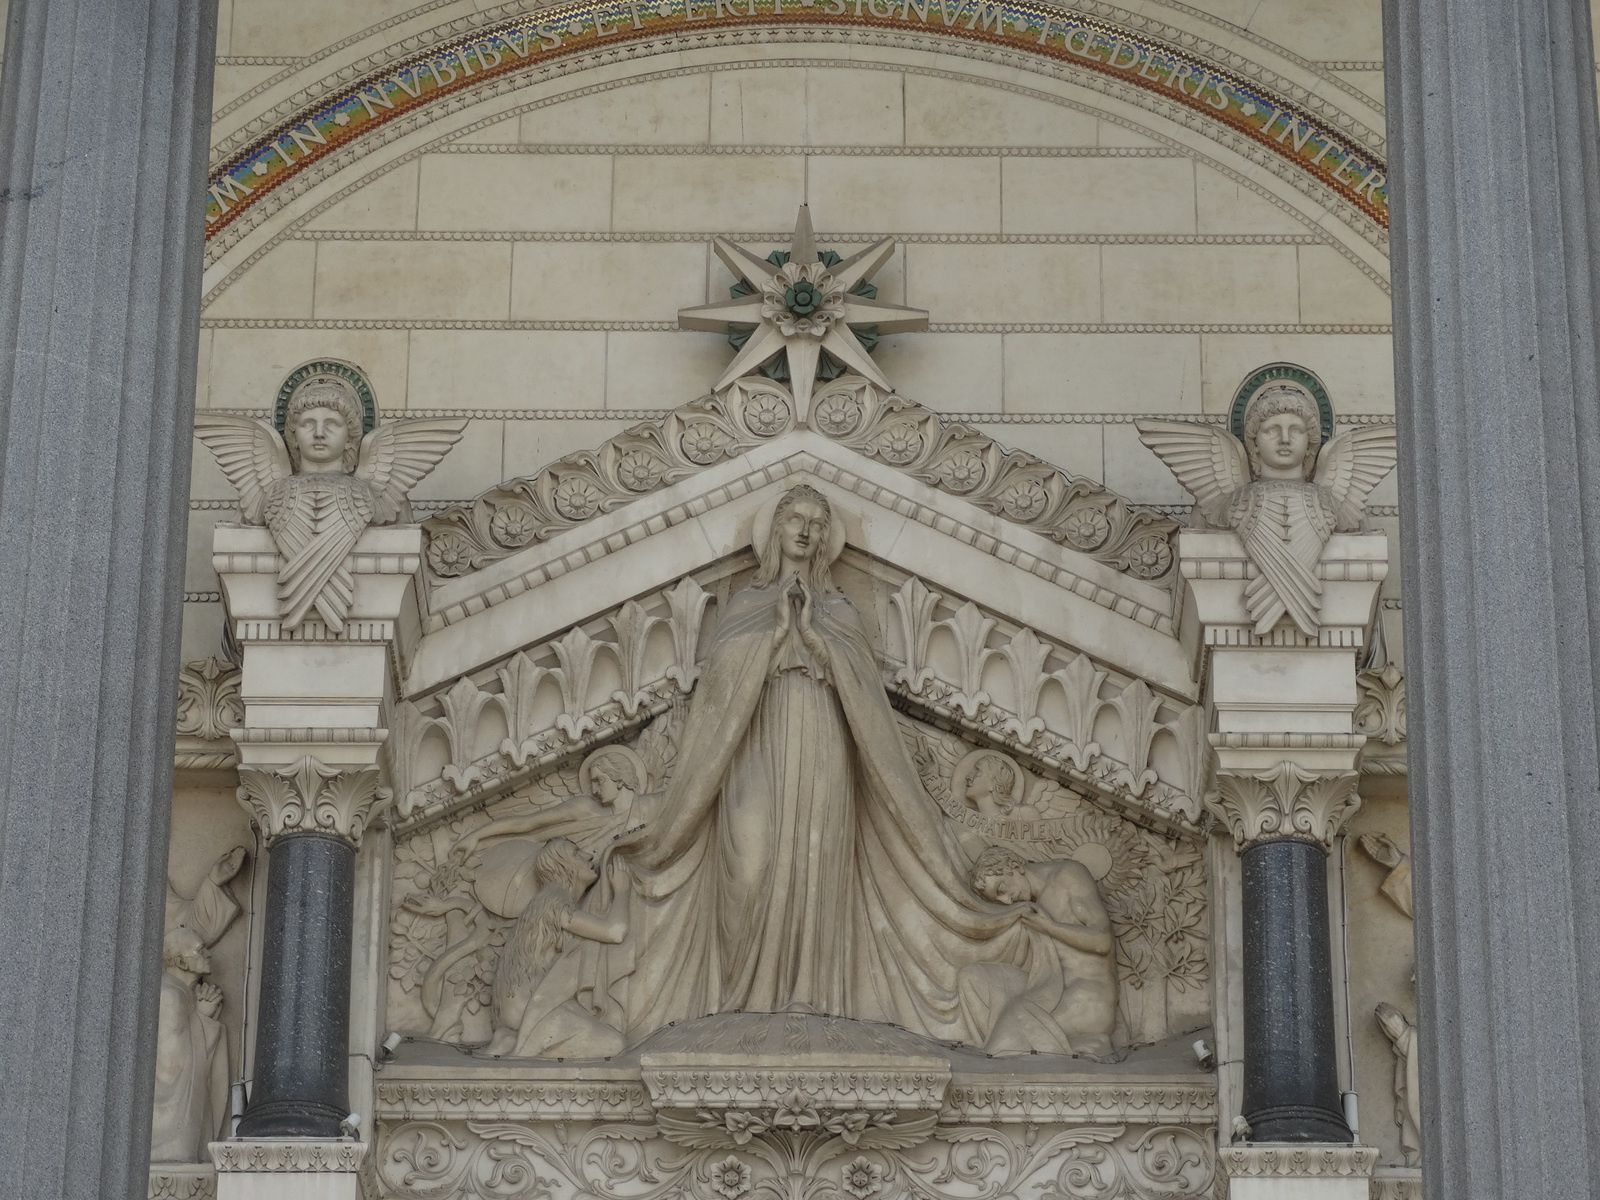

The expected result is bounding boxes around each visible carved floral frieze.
[375,1117,1216,1200]
[422,376,1178,588]
[146,1169,215,1200]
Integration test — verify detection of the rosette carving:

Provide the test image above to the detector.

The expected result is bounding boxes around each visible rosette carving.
[809,379,1178,583]
[423,379,795,578]
[1207,762,1361,850]
[235,756,392,847]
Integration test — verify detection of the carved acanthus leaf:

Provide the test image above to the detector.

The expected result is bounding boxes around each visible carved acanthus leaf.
[235,756,392,846]
[1207,761,1361,850]
[1355,662,1406,746]
[175,658,243,741]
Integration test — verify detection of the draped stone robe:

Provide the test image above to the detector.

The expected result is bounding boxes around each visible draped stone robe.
[609,577,1040,1043]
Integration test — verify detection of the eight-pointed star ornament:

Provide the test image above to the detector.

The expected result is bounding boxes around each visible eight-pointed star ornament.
[677,205,929,418]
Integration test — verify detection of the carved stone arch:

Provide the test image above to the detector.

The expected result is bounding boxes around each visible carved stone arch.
[201,6,1391,299]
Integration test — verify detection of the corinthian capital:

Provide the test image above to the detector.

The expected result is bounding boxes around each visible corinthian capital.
[235,756,392,847]
[1208,761,1361,851]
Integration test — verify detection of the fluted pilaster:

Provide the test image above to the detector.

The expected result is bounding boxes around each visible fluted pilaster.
[0,2,219,1197]
[1385,0,1600,1194]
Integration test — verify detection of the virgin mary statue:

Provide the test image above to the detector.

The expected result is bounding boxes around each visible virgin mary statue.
[611,484,1040,1043]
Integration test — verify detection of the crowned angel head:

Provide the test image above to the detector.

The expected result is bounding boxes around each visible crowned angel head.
[1242,383,1323,480]
[283,375,365,474]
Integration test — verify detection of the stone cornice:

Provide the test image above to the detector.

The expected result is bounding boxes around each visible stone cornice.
[1208,760,1362,850]
[234,755,392,847]
[209,1139,369,1173]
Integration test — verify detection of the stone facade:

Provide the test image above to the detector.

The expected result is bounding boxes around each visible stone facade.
[153,1,1436,1196]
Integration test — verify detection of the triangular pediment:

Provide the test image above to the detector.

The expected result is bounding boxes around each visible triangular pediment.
[395,418,1206,843]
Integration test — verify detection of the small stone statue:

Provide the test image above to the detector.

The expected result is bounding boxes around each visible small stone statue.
[959,846,1118,1058]
[151,847,248,1163]
[1359,832,1414,919]
[195,372,464,632]
[1375,1000,1421,1166]
[483,838,628,1059]
[1137,384,1396,636]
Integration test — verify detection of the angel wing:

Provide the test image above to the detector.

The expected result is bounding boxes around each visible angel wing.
[636,701,687,792]
[1135,419,1251,507]
[193,413,291,524]
[1313,424,1398,530]
[355,418,468,523]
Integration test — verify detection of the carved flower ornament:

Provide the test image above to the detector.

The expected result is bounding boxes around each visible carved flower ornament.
[710,1155,752,1199]
[842,1156,884,1199]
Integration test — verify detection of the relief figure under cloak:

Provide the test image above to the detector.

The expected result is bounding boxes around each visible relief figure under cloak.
[581,484,1079,1049]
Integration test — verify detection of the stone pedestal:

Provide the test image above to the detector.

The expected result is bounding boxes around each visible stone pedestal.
[211,1140,366,1200]
[213,526,418,1144]
[1182,531,1384,1161]
[0,2,218,1197]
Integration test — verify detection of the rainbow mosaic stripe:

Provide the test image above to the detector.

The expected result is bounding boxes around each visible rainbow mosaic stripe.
[206,0,1387,237]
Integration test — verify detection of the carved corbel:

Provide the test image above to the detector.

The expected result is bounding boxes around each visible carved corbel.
[1208,761,1361,850]
[235,755,392,847]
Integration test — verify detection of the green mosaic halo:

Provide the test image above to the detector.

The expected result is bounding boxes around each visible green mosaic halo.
[273,359,377,435]
[1229,362,1334,444]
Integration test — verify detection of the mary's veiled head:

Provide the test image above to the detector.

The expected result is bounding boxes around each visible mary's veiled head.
[752,484,845,591]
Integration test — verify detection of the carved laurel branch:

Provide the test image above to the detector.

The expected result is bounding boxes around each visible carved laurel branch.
[421,376,1178,588]
[374,1117,1217,1200]
[1207,762,1362,850]
[235,756,393,847]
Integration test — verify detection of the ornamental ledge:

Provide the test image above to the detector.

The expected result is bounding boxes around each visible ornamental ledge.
[147,1165,215,1200]
[1221,1144,1378,1179]
[209,1139,369,1174]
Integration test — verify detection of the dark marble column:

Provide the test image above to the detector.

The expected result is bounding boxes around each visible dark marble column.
[236,834,356,1139]
[1240,838,1349,1143]
[1385,0,1600,1195]
[0,2,218,1196]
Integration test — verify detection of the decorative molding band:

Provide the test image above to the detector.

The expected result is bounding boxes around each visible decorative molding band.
[191,410,1402,428]
[1369,1169,1423,1199]
[1221,1143,1378,1179]
[199,316,1393,335]
[147,1167,216,1200]
[290,228,1329,246]
[210,1140,369,1174]
[184,591,223,603]
[943,1082,1216,1124]
[422,376,1180,589]
[374,1075,1218,1126]
[203,2,1386,242]
[429,141,1189,157]
[1208,760,1362,850]
[234,755,393,847]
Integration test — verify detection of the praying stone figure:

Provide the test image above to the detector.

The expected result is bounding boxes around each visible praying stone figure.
[152,846,248,1162]
[483,838,628,1059]
[1376,1001,1422,1167]
[958,846,1118,1058]
[151,928,229,1163]
[1137,384,1396,636]
[605,484,1046,1044]
[194,372,465,632]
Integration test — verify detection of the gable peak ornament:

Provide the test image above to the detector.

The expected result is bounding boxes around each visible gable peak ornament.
[678,205,928,417]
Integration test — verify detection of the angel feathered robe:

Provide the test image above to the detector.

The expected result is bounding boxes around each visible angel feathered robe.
[600,577,1046,1043]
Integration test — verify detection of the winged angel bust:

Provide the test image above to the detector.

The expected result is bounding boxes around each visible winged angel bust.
[1137,382,1396,636]
[196,374,464,632]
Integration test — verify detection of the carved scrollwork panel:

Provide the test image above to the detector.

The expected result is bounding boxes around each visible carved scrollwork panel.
[175,658,243,741]
[374,1118,1216,1200]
